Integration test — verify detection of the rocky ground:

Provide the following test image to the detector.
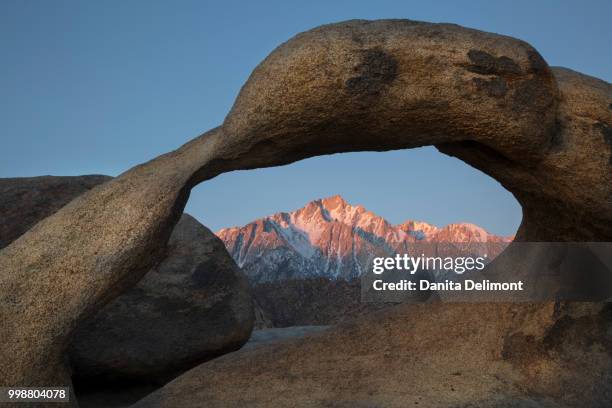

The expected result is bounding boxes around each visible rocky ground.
[133,303,612,408]
[78,326,332,408]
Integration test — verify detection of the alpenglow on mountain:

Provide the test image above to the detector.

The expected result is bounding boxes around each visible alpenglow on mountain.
[216,195,512,283]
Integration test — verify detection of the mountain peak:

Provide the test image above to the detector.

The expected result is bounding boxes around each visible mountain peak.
[320,194,349,209]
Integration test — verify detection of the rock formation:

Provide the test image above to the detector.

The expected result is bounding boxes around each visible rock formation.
[132,21,611,407]
[0,177,253,402]
[0,19,610,407]
[70,213,253,385]
[133,302,612,408]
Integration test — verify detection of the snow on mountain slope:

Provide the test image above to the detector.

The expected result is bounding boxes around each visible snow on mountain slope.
[216,195,512,283]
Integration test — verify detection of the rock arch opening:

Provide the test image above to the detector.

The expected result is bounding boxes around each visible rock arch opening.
[187,146,522,329]
[189,147,520,277]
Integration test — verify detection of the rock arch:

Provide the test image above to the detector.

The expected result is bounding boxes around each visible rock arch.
[0,19,610,406]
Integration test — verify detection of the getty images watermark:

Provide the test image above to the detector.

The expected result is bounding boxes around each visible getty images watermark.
[361,242,612,302]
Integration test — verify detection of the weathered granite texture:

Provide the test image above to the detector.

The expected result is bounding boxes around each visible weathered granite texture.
[69,213,253,384]
[134,302,612,408]
[0,175,112,249]
[0,176,253,389]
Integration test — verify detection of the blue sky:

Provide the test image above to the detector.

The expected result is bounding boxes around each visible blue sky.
[1,1,610,235]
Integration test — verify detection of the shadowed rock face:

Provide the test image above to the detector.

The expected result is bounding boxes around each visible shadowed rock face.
[0,147,214,398]
[69,213,253,385]
[0,19,610,407]
[133,303,612,408]
[0,176,253,389]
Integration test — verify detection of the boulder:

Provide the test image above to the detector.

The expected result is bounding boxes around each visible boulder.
[70,213,253,384]
[132,302,612,408]
[0,176,253,391]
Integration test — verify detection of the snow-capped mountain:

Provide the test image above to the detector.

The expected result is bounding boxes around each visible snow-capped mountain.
[216,195,512,283]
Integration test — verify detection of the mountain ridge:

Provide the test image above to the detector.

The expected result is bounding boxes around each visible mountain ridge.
[216,195,512,283]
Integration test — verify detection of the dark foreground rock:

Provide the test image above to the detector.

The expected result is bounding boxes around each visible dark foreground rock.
[0,176,253,388]
[132,303,612,408]
[77,326,330,408]
[70,213,254,384]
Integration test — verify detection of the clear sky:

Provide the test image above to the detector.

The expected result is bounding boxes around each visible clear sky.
[1,1,610,236]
